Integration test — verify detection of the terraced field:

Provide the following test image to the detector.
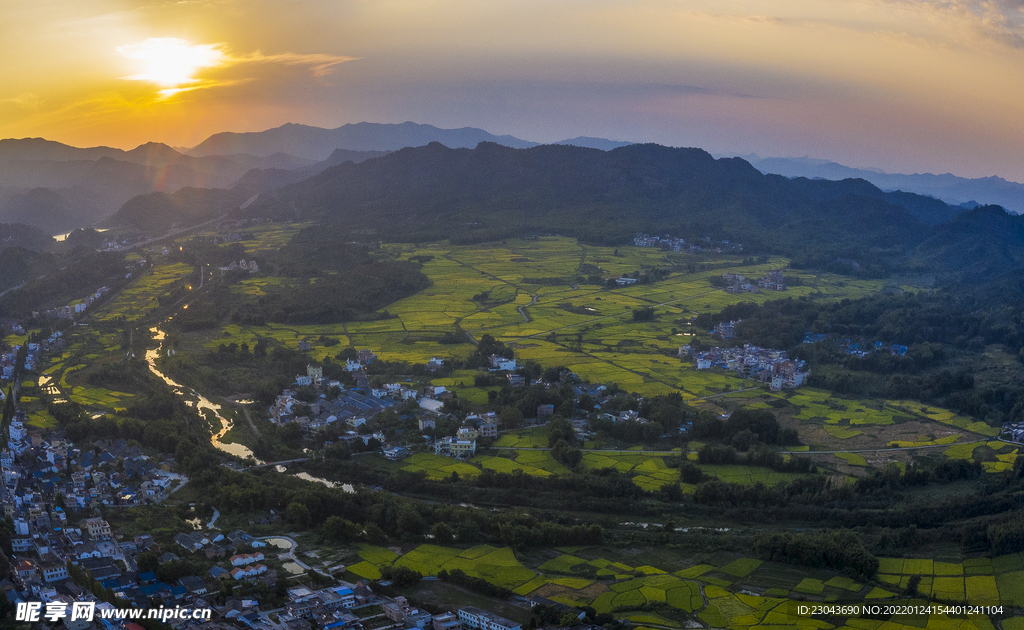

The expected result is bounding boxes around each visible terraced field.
[94,262,195,322]
[346,543,1010,628]
[207,236,897,401]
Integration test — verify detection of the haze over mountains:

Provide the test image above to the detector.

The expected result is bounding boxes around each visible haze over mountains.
[0,122,633,236]
[1,120,1022,265]
[738,155,1024,215]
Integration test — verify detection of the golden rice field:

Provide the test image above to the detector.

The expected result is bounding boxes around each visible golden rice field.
[346,542,1010,628]
[217,237,895,400]
[95,262,195,322]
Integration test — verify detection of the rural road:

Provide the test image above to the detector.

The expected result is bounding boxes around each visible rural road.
[517,294,540,323]
[260,535,330,576]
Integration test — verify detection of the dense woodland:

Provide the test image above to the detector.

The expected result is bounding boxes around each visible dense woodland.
[694,292,1024,423]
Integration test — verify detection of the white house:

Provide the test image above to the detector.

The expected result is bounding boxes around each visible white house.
[230,553,266,567]
[488,355,517,371]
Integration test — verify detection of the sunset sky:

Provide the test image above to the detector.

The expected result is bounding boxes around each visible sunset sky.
[3,0,1024,180]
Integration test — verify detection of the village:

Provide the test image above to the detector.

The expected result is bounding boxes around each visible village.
[0,337,579,630]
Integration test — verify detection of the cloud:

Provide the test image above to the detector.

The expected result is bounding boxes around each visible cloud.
[0,93,42,111]
[879,0,1024,48]
[115,37,357,98]
[239,51,359,79]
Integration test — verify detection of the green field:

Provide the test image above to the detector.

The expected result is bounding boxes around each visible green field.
[204,237,899,402]
[95,262,195,322]
[875,552,1024,605]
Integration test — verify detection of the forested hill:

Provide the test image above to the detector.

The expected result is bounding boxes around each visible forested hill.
[243,142,967,265]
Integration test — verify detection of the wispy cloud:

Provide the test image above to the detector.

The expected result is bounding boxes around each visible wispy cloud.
[115,37,357,98]
[878,0,1024,48]
[0,93,42,111]
[239,51,358,79]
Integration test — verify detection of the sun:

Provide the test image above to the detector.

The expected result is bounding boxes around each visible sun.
[117,38,225,95]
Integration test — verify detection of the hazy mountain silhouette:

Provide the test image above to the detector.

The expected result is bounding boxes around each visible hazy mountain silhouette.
[243,142,954,256]
[0,139,316,233]
[187,121,540,160]
[742,155,1024,215]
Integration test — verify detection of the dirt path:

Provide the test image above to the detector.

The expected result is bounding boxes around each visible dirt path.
[225,395,261,437]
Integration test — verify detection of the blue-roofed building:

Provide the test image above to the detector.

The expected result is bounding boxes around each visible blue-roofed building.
[210,566,230,580]
[139,571,157,584]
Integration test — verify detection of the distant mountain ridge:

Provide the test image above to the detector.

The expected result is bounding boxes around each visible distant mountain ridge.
[241,142,979,270]
[0,124,633,233]
[741,154,1024,215]
[0,140,316,234]
[186,121,632,161]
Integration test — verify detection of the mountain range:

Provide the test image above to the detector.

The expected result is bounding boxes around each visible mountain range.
[0,123,633,236]
[2,120,1023,268]
[738,155,1024,215]
[234,141,1023,277]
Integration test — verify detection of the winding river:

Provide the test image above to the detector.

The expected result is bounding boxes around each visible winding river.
[145,326,360,494]
[145,327,261,462]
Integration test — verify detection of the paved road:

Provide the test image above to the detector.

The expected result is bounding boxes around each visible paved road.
[207,507,220,529]
[259,535,330,576]
[247,457,310,470]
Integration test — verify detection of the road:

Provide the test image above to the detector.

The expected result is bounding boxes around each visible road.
[516,294,540,323]
[259,535,330,577]
[246,458,310,470]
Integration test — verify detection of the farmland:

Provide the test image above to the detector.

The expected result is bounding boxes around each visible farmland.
[94,262,195,322]
[196,236,891,400]
[149,233,1018,474]
[342,542,1013,629]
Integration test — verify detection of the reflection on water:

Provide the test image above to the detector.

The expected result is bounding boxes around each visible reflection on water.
[186,517,202,530]
[295,473,355,493]
[53,227,109,242]
[264,537,292,550]
[282,562,304,574]
[145,327,262,463]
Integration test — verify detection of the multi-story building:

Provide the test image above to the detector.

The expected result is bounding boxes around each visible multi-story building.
[81,517,112,539]
[433,612,462,630]
[457,607,521,630]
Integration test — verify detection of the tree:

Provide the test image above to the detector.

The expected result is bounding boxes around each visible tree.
[431,522,454,544]
[499,405,524,430]
[548,417,575,446]
[286,502,311,528]
[323,516,359,542]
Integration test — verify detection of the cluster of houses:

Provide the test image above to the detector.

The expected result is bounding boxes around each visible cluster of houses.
[7,494,528,630]
[632,233,727,254]
[802,332,909,357]
[433,422,497,459]
[685,343,810,391]
[4,415,178,509]
[100,234,146,251]
[38,287,111,320]
[218,259,259,274]
[278,589,523,630]
[273,352,523,458]
[1003,422,1024,444]
[633,233,688,250]
[1,331,62,379]
[722,270,786,294]
[633,233,744,254]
